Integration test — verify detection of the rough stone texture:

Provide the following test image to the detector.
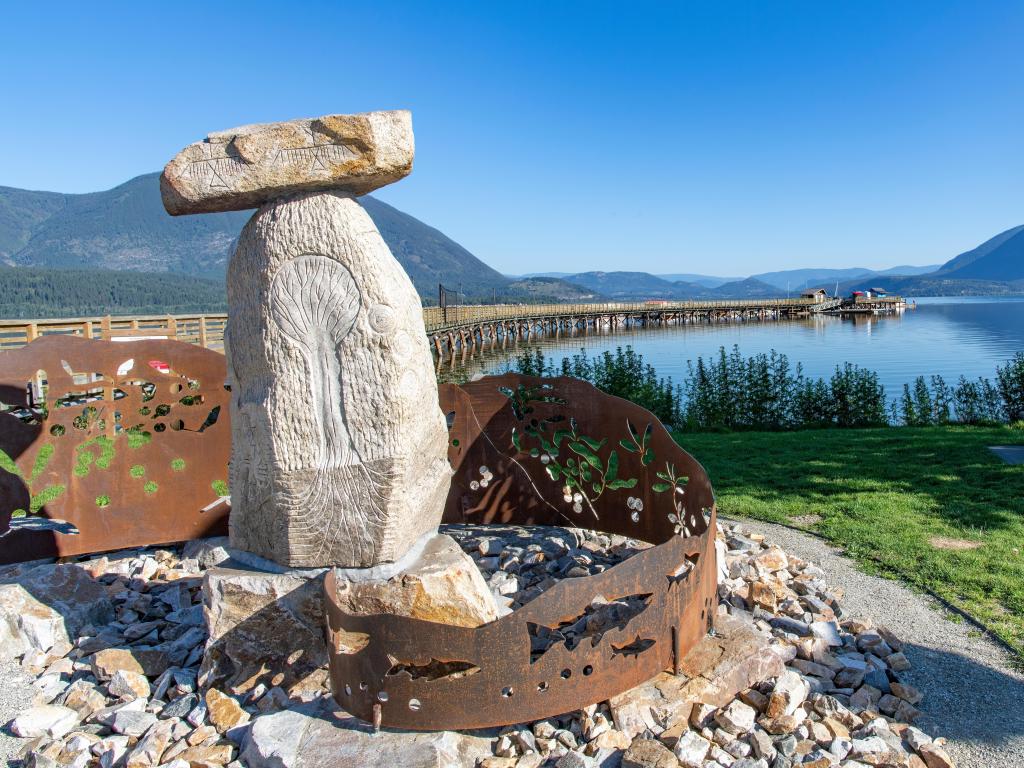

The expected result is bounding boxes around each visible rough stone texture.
[107,670,150,700]
[91,648,169,680]
[199,563,327,695]
[673,730,711,767]
[0,562,113,659]
[181,537,232,569]
[620,738,678,768]
[609,613,788,740]
[667,611,788,712]
[735,517,1024,768]
[225,190,451,568]
[240,700,492,768]
[10,705,79,739]
[204,689,250,733]
[330,534,498,627]
[0,523,991,768]
[201,535,496,695]
[161,111,414,214]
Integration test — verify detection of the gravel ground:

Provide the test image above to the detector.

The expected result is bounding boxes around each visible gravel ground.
[0,654,36,767]
[731,516,1024,768]
[2,523,1021,767]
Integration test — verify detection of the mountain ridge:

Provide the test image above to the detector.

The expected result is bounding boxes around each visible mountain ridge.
[2,174,1020,309]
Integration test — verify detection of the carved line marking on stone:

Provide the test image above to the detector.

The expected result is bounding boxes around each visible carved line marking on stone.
[184,144,249,191]
[268,254,389,563]
[273,126,360,172]
[233,406,272,514]
[270,253,361,469]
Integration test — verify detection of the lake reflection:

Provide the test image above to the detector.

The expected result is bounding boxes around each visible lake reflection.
[439,297,1024,397]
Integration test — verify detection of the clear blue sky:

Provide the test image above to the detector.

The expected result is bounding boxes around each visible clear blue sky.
[2,1,1021,276]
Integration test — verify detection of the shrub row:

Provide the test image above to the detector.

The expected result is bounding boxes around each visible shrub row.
[510,346,1024,431]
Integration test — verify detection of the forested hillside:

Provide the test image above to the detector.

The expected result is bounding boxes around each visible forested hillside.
[0,267,226,318]
[1,174,584,306]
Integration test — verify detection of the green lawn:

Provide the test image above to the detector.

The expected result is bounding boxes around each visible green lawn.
[675,426,1024,659]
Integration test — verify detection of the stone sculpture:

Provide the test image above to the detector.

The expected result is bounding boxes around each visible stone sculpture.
[162,111,452,568]
[161,111,414,214]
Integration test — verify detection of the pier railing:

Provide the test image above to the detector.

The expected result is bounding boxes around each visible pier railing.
[0,297,833,352]
[0,314,228,352]
[422,297,821,333]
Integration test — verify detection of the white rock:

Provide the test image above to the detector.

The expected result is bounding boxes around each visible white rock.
[225,190,452,568]
[240,701,492,767]
[715,700,757,735]
[830,736,852,760]
[0,563,113,659]
[904,726,932,752]
[850,736,888,757]
[767,669,811,718]
[182,537,232,569]
[11,704,79,738]
[674,730,711,767]
[810,620,842,647]
[111,709,158,737]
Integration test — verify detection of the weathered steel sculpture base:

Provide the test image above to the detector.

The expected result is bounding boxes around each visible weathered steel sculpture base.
[324,374,718,731]
[0,336,230,563]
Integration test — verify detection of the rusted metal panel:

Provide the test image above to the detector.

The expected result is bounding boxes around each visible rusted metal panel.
[325,373,718,730]
[0,335,230,562]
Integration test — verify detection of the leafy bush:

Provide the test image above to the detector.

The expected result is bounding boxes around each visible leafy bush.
[997,352,1024,422]
[512,347,683,427]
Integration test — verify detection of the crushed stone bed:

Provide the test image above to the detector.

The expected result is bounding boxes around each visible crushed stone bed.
[0,519,1005,767]
[730,517,1024,768]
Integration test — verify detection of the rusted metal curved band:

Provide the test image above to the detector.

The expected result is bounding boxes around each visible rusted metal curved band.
[324,374,718,731]
[0,336,230,562]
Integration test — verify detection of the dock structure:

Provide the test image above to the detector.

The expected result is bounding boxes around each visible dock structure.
[824,296,908,315]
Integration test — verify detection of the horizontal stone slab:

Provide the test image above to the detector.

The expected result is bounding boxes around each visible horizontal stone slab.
[161,110,413,215]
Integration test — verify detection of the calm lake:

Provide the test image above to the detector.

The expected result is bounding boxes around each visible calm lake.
[439,297,1024,398]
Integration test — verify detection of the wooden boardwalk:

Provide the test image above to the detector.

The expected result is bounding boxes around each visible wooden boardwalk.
[2,295,901,359]
[423,298,845,359]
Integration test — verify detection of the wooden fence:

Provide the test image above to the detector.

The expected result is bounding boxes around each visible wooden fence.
[0,315,228,352]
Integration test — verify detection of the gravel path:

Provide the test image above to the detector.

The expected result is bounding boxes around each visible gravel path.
[731,516,1024,768]
[0,655,35,767]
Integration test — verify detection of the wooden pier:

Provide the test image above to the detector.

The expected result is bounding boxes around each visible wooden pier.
[422,297,845,360]
[0,294,907,360]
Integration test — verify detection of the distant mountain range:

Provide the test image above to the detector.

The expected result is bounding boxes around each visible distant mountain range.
[0,173,591,317]
[523,227,1024,300]
[747,264,940,292]
[557,271,781,300]
[1,171,1020,317]
[839,225,1024,296]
